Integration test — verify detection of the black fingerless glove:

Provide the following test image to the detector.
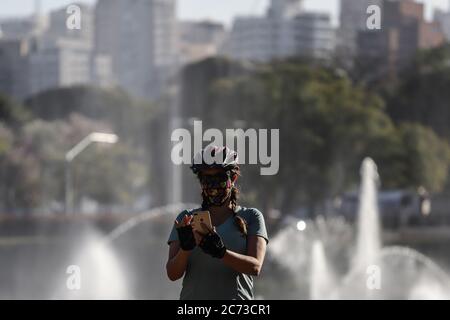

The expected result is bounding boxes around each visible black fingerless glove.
[176,225,196,251]
[199,231,226,259]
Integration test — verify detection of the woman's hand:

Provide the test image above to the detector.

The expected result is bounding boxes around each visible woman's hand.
[195,223,227,259]
[166,215,195,281]
[175,215,196,251]
[194,223,267,277]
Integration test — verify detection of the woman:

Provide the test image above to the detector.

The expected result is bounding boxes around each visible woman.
[166,146,269,300]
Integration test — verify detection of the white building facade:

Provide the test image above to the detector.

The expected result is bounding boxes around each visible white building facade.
[223,0,335,62]
[28,38,92,95]
[0,4,113,100]
[95,0,177,100]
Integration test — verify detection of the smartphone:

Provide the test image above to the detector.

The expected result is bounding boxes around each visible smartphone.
[192,211,213,235]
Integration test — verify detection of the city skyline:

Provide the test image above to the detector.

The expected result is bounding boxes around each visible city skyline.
[1,0,448,28]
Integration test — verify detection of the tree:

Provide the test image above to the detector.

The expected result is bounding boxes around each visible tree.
[22,86,163,211]
[184,58,450,217]
[205,61,401,215]
[24,85,156,147]
[0,94,30,128]
[397,123,450,193]
[386,44,450,142]
[20,114,149,213]
[0,123,40,213]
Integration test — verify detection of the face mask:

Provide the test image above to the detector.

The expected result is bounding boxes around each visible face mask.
[200,172,233,207]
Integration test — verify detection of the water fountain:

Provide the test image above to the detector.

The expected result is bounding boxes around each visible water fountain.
[339,158,450,299]
[268,157,450,300]
[27,157,450,300]
[57,230,130,300]
[50,203,198,300]
[352,158,381,273]
[310,240,335,300]
[103,203,198,244]
[79,159,449,300]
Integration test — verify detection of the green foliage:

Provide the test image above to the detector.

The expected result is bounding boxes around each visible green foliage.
[0,94,30,127]
[0,86,156,214]
[397,123,450,193]
[24,85,157,147]
[207,62,398,213]
[182,58,450,215]
[0,124,13,155]
[19,113,149,211]
[386,44,450,142]
[1,55,450,215]
[73,143,148,206]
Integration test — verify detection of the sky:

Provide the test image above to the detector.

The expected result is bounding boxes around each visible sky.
[0,0,449,27]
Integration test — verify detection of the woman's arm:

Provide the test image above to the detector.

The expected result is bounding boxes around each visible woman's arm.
[222,235,267,276]
[166,241,191,281]
[166,215,195,281]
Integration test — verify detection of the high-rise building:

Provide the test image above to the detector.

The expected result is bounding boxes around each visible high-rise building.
[0,18,35,40]
[293,13,336,60]
[95,0,177,100]
[357,0,445,77]
[180,21,225,45]
[222,17,274,62]
[0,4,42,99]
[338,0,382,59]
[0,3,113,100]
[47,2,94,44]
[0,39,31,99]
[0,16,48,40]
[178,20,226,65]
[223,0,335,62]
[268,0,304,19]
[434,8,450,42]
[28,38,90,95]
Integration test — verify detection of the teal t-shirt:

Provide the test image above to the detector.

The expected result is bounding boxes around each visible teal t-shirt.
[167,206,269,300]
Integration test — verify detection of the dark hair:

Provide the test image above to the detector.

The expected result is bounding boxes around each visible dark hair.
[230,183,248,237]
[199,167,247,237]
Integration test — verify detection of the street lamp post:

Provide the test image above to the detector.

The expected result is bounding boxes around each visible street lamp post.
[65,132,118,215]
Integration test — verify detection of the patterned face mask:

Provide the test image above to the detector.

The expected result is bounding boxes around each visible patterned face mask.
[200,172,232,207]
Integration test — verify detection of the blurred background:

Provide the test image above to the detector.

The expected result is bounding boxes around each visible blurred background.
[1,0,450,299]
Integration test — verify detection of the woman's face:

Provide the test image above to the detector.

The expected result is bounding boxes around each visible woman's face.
[199,168,234,206]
